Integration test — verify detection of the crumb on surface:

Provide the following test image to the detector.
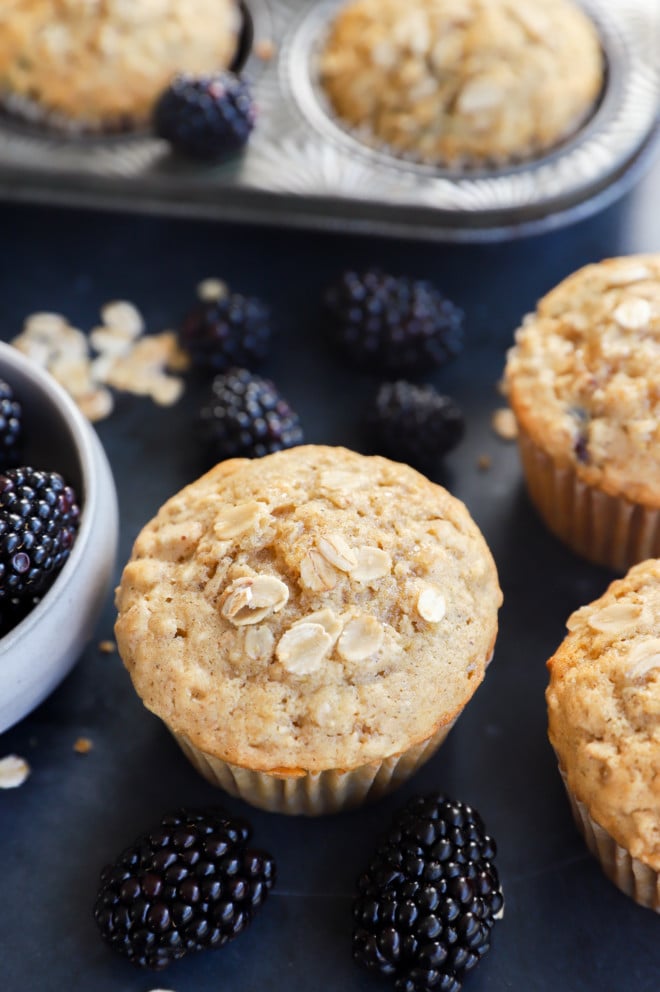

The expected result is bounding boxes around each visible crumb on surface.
[492,408,518,441]
[73,737,93,755]
[477,454,492,471]
[254,38,276,61]
[98,639,116,654]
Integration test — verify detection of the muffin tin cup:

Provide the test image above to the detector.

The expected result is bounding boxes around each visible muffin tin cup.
[172,718,457,816]
[0,0,657,240]
[516,426,660,572]
[0,1,256,136]
[557,767,660,913]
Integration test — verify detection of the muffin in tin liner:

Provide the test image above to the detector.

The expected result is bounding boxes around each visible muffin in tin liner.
[505,254,660,572]
[557,766,660,912]
[515,429,660,573]
[115,446,502,816]
[547,558,660,912]
[172,717,458,816]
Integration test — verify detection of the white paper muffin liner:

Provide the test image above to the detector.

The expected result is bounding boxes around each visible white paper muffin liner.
[172,718,457,816]
[517,427,660,572]
[558,767,660,913]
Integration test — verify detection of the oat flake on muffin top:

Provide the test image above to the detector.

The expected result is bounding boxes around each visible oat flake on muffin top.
[505,254,660,508]
[547,559,660,871]
[319,0,603,168]
[0,0,241,128]
[115,446,501,773]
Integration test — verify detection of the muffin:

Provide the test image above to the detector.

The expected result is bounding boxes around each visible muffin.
[504,254,660,572]
[319,0,603,168]
[547,559,660,911]
[0,0,241,130]
[115,445,502,815]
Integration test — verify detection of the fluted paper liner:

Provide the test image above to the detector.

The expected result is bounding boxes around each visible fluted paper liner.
[558,767,660,913]
[172,718,456,816]
[517,427,660,572]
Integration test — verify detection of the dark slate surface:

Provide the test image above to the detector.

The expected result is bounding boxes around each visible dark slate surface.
[1,161,659,992]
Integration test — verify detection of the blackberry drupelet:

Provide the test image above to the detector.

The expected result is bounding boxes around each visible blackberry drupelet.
[353,793,503,992]
[179,291,271,373]
[367,381,464,472]
[0,467,80,634]
[154,73,256,160]
[93,807,276,970]
[199,367,304,460]
[324,270,464,374]
[0,378,23,471]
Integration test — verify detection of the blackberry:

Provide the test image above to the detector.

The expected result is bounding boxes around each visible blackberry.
[179,291,271,373]
[93,807,275,970]
[0,378,23,470]
[199,368,304,461]
[0,467,81,633]
[154,73,256,161]
[367,381,464,472]
[324,270,464,374]
[352,793,503,992]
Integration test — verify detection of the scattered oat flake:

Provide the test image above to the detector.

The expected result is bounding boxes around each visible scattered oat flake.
[98,639,116,654]
[150,375,185,407]
[0,754,31,789]
[492,408,518,441]
[77,387,115,423]
[100,300,144,338]
[197,277,228,302]
[477,454,492,471]
[13,300,188,423]
[73,737,93,754]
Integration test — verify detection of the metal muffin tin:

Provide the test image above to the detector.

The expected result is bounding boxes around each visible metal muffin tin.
[0,0,658,241]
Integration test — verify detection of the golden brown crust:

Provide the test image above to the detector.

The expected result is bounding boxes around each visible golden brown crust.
[0,0,240,127]
[115,445,502,774]
[505,254,660,509]
[547,559,660,871]
[319,0,603,167]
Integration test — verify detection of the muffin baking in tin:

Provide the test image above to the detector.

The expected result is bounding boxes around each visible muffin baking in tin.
[0,0,242,131]
[318,0,604,169]
[0,0,656,237]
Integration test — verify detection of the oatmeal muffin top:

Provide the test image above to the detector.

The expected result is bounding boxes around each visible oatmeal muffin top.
[505,254,660,508]
[547,559,660,871]
[0,0,240,127]
[319,0,603,167]
[115,446,501,774]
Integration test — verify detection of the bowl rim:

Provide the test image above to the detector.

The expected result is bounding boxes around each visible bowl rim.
[0,340,100,654]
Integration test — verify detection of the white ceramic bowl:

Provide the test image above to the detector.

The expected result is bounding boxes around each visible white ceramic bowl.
[0,341,118,734]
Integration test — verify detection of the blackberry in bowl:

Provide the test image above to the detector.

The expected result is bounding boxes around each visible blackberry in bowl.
[0,341,118,734]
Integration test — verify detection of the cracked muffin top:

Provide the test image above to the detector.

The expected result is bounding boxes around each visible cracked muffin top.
[319,0,603,168]
[504,254,660,508]
[547,559,660,871]
[0,0,240,128]
[115,446,501,774]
